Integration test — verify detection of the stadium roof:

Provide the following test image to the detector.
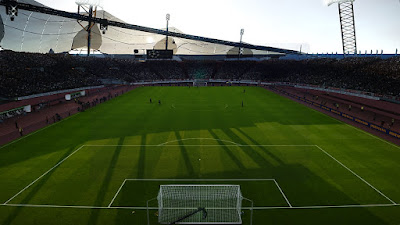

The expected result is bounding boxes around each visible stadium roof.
[0,0,285,56]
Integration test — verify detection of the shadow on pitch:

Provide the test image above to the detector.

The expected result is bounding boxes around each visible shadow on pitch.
[235,127,288,164]
[80,87,341,143]
[0,87,343,172]
[2,145,79,225]
[223,128,286,168]
[175,131,195,177]
[137,134,147,179]
[208,129,246,172]
[87,136,125,225]
[112,164,388,225]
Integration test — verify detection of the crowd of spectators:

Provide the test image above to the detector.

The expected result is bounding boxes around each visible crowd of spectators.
[183,61,216,79]
[1,50,399,98]
[245,57,400,96]
[213,61,255,80]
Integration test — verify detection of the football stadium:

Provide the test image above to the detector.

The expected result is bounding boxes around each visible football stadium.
[0,0,400,224]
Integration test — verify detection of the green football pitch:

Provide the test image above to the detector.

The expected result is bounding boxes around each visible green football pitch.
[0,86,399,225]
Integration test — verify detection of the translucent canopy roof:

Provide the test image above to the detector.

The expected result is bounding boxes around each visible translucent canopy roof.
[0,0,278,56]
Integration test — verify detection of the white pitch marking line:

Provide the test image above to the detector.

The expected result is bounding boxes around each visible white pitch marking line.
[273,179,292,208]
[2,203,398,210]
[3,203,116,209]
[3,145,86,205]
[2,203,151,210]
[343,122,400,150]
[5,143,395,209]
[252,203,400,210]
[84,144,316,147]
[124,178,276,181]
[290,95,400,150]
[315,145,397,205]
[108,179,127,208]
[157,138,243,146]
[240,145,316,147]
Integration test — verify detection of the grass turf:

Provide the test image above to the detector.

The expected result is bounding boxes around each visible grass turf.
[0,86,399,225]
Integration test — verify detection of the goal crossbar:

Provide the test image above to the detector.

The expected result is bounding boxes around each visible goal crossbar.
[193,79,208,87]
[155,185,245,224]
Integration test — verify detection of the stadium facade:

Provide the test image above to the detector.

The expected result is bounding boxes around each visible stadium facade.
[0,0,282,59]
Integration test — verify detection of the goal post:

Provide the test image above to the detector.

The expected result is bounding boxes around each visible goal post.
[149,185,251,225]
[193,79,208,87]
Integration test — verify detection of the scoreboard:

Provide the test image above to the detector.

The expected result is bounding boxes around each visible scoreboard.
[146,50,173,59]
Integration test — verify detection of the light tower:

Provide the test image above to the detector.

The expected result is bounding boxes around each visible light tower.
[75,0,104,57]
[326,0,357,55]
[165,13,170,50]
[4,0,18,21]
[239,28,244,59]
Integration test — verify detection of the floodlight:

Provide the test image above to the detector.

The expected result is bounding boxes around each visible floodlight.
[75,0,104,56]
[326,0,357,54]
[6,4,18,21]
[325,0,355,6]
[75,0,104,7]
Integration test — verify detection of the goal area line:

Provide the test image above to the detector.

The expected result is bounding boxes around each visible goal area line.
[107,178,292,209]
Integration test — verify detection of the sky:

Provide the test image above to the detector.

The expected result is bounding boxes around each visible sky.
[35,0,400,53]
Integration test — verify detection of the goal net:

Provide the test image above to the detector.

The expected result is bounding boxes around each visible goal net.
[157,185,243,224]
[193,79,208,87]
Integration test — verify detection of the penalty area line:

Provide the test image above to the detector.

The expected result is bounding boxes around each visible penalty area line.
[3,145,86,205]
[157,138,243,146]
[277,89,400,150]
[2,203,148,210]
[315,145,397,205]
[252,203,400,210]
[84,144,316,147]
[2,203,398,210]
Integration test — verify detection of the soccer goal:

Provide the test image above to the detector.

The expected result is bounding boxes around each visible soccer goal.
[193,79,208,87]
[147,185,253,225]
